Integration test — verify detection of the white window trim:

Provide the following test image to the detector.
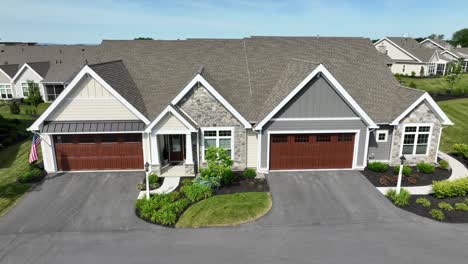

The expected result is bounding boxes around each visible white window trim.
[376,130,388,143]
[201,127,235,161]
[21,82,30,97]
[0,83,13,99]
[266,129,361,171]
[399,123,433,157]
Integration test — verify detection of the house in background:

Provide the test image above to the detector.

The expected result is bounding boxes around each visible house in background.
[420,38,468,72]
[28,37,453,176]
[0,45,99,101]
[374,37,450,76]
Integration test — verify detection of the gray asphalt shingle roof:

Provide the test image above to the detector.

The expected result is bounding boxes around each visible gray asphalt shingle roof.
[88,37,423,124]
[0,45,99,82]
[0,64,19,78]
[386,37,436,62]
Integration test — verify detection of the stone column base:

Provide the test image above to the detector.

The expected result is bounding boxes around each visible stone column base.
[184,164,195,175]
[151,164,161,175]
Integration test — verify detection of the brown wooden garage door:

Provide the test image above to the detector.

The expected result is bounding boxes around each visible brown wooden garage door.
[270,133,355,170]
[53,134,143,171]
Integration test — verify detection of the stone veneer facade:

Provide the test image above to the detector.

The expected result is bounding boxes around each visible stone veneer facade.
[389,102,441,165]
[178,85,247,170]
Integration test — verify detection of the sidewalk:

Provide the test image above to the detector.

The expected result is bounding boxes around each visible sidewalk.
[376,152,468,195]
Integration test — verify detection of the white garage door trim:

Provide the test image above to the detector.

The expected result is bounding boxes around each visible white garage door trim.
[266,129,360,172]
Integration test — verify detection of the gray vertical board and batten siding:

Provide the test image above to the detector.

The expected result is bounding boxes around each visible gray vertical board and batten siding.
[260,119,368,168]
[367,125,393,161]
[274,76,359,118]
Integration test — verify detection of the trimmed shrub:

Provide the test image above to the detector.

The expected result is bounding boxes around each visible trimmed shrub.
[415,197,431,208]
[9,101,20,114]
[17,166,44,183]
[386,189,411,207]
[367,162,389,172]
[416,162,435,174]
[220,170,235,186]
[432,178,468,198]
[192,176,221,189]
[438,202,454,211]
[135,191,190,226]
[154,207,177,226]
[453,143,468,159]
[430,209,445,221]
[243,168,257,178]
[454,202,468,211]
[148,173,159,185]
[181,178,193,187]
[181,183,213,203]
[438,160,449,170]
[393,165,412,177]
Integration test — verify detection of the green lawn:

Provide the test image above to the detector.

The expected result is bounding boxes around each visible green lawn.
[0,102,50,120]
[0,141,39,215]
[398,73,468,94]
[438,98,468,153]
[176,192,272,228]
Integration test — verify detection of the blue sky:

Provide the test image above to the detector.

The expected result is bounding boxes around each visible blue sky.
[1,0,467,44]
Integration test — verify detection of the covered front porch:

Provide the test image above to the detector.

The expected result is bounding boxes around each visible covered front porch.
[146,105,199,177]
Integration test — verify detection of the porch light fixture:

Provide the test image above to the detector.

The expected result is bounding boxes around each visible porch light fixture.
[144,162,150,199]
[396,155,406,194]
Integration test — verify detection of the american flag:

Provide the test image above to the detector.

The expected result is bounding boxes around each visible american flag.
[28,134,41,164]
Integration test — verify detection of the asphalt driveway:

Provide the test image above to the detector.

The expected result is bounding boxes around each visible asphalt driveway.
[0,171,149,234]
[0,171,468,264]
[258,170,416,226]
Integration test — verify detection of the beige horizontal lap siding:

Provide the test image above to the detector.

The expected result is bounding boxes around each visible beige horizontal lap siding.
[376,39,416,61]
[46,76,139,121]
[14,67,44,98]
[247,129,258,168]
[154,113,189,132]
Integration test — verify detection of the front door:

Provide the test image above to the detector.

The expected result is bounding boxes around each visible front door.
[169,135,184,162]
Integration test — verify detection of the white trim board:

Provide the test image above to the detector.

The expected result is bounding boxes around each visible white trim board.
[254,64,378,130]
[374,38,422,62]
[376,129,389,143]
[11,63,44,82]
[266,129,361,171]
[170,74,252,128]
[145,105,197,133]
[270,117,360,121]
[390,93,453,126]
[28,65,151,131]
[0,68,13,81]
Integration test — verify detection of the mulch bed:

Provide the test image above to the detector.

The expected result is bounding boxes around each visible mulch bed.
[362,166,451,187]
[216,171,269,195]
[449,153,468,168]
[396,194,468,223]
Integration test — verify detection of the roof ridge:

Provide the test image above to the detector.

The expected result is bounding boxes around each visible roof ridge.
[289,58,321,64]
[88,59,124,67]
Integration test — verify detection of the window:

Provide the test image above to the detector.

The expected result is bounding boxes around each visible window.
[294,135,309,143]
[0,84,13,99]
[376,130,388,143]
[436,64,445,75]
[272,135,288,143]
[402,65,406,72]
[202,128,233,159]
[401,125,431,155]
[45,84,65,101]
[428,63,436,75]
[338,134,353,142]
[21,82,30,97]
[316,135,331,142]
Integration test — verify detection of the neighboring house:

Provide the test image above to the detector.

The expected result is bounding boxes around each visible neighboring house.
[374,37,449,76]
[420,38,468,72]
[28,37,453,176]
[0,45,99,101]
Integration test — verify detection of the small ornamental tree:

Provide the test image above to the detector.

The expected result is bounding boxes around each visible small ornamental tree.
[420,66,425,77]
[24,81,43,114]
[445,59,463,90]
[199,147,233,187]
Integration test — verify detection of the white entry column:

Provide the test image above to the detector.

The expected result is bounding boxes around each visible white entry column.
[185,133,193,164]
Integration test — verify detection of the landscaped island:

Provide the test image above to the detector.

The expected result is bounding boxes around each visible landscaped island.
[135,147,271,227]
